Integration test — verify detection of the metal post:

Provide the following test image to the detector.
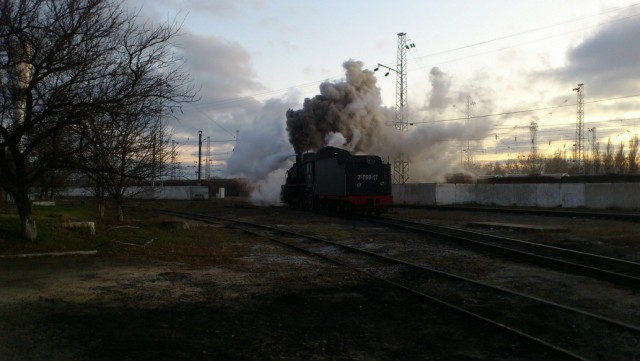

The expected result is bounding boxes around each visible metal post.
[197,130,202,182]
[573,83,585,174]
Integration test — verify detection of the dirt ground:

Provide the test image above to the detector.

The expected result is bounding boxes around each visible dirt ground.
[0,204,638,360]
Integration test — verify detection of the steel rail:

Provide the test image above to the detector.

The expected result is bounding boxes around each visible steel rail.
[373,216,640,288]
[165,210,640,360]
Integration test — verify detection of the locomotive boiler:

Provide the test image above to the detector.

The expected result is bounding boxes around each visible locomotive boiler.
[281,146,393,214]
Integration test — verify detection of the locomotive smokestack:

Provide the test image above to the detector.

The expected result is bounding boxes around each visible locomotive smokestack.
[296,153,302,163]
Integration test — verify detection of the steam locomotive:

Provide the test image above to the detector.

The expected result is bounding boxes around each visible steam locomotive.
[281,146,393,214]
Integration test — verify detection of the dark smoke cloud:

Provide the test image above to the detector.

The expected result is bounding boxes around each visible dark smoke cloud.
[284,61,494,182]
[285,60,386,153]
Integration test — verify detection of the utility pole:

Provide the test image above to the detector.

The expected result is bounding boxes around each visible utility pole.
[197,130,202,182]
[375,32,414,184]
[573,83,585,174]
[170,140,177,180]
[205,136,211,180]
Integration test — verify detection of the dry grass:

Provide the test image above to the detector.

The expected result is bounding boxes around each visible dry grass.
[0,198,259,260]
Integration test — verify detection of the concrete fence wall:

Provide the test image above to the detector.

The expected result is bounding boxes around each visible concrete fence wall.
[60,186,209,200]
[392,183,640,210]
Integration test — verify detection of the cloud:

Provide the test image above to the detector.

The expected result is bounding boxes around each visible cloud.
[165,31,266,142]
[553,15,640,97]
[176,33,263,99]
[128,0,266,20]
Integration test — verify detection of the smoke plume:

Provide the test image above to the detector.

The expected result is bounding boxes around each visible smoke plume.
[225,98,297,204]
[427,67,451,110]
[227,60,494,206]
[283,62,494,182]
[286,60,387,154]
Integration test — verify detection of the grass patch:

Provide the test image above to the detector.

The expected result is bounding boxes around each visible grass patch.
[0,198,259,260]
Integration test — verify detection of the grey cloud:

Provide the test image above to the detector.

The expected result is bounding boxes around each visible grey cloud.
[167,32,265,137]
[176,33,263,99]
[128,0,265,19]
[554,15,640,97]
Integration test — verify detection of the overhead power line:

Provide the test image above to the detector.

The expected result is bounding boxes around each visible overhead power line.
[409,93,640,125]
[186,3,640,113]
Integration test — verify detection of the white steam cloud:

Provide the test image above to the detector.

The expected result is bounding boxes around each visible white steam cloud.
[225,98,296,204]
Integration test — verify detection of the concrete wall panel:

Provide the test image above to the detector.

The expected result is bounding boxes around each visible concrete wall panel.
[513,184,537,207]
[475,184,494,205]
[535,184,561,207]
[584,183,614,209]
[612,183,640,209]
[455,184,476,204]
[493,184,514,206]
[561,183,584,208]
[392,183,436,205]
[436,184,456,205]
[477,184,514,206]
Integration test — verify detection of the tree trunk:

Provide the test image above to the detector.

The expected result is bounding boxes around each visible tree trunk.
[95,186,106,218]
[14,193,37,240]
[116,204,124,222]
[114,191,125,222]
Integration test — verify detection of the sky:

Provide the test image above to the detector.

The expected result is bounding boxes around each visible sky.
[125,0,640,195]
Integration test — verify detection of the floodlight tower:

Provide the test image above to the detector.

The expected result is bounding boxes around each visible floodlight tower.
[573,83,585,174]
[529,121,538,156]
[393,32,410,184]
[375,32,414,184]
[465,96,475,168]
[395,32,409,133]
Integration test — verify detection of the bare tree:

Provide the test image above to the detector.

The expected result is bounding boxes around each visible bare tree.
[79,111,169,221]
[602,139,614,174]
[628,135,639,174]
[543,150,570,174]
[614,141,626,174]
[0,0,195,239]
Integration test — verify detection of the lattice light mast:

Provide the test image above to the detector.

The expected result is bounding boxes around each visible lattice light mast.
[573,83,585,174]
[375,32,413,184]
[393,32,410,184]
[395,33,408,132]
[465,96,475,168]
[529,121,538,156]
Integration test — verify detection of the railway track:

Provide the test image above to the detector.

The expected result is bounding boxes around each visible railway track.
[370,216,640,289]
[166,210,640,360]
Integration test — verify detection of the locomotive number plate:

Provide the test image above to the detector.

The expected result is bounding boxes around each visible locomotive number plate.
[357,174,379,181]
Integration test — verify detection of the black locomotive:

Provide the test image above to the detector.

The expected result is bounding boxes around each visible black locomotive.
[281,146,393,214]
